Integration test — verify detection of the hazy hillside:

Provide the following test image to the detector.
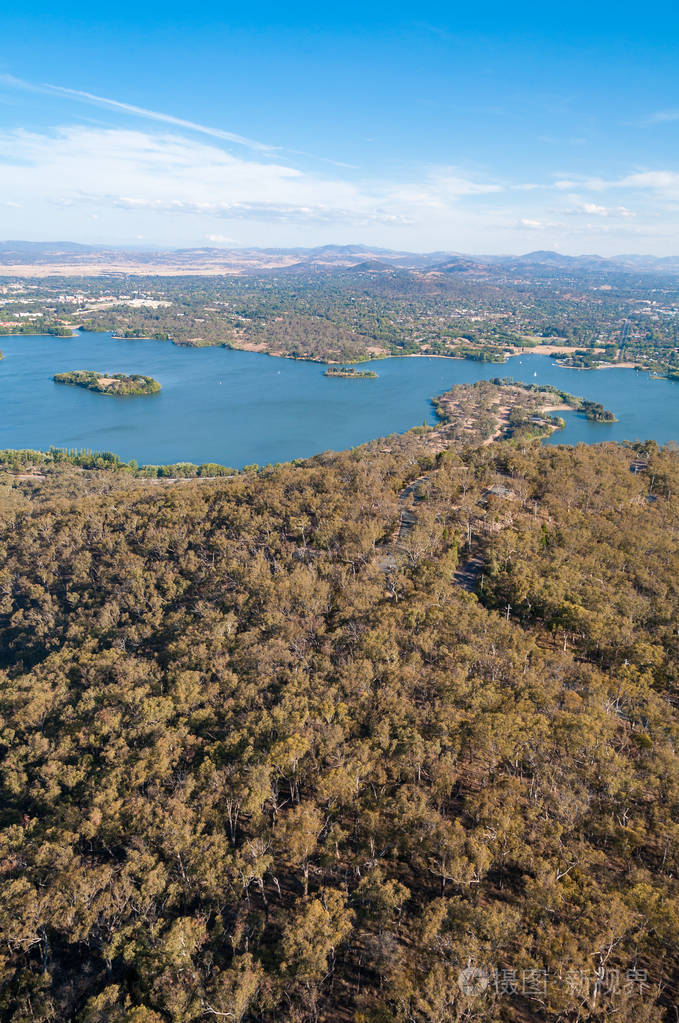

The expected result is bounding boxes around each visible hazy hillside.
[2,241,679,278]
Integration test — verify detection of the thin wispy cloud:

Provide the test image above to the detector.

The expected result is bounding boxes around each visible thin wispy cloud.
[553,170,679,200]
[0,73,273,152]
[619,170,679,194]
[538,135,587,146]
[109,196,410,225]
[645,110,679,124]
[0,73,363,171]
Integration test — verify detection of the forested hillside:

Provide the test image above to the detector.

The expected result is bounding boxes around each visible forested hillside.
[0,435,678,1022]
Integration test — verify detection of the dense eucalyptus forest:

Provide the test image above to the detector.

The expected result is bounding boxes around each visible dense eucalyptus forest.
[0,424,678,1022]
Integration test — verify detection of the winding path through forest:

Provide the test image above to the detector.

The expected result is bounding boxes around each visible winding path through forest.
[376,476,428,573]
[377,473,485,591]
[453,552,484,592]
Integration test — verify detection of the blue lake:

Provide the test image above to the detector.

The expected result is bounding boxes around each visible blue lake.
[0,332,677,466]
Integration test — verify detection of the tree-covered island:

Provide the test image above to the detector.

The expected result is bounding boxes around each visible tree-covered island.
[323,365,378,378]
[53,370,161,396]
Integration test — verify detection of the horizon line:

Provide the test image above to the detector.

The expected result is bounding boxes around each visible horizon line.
[0,239,677,261]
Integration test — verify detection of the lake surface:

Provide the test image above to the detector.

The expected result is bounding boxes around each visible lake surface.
[0,331,677,466]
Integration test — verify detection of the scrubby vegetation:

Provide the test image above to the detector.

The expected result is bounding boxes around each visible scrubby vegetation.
[54,370,161,396]
[323,366,378,378]
[430,379,616,448]
[0,320,73,337]
[0,425,678,1022]
[551,348,611,369]
[493,380,617,422]
[0,446,237,485]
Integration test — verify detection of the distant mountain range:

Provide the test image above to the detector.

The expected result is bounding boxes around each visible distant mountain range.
[1,241,679,277]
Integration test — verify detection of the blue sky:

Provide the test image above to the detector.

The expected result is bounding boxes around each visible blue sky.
[1,0,678,253]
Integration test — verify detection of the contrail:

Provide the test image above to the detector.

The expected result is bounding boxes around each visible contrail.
[0,73,273,152]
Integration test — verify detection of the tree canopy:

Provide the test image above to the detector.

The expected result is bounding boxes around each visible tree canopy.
[0,434,677,1022]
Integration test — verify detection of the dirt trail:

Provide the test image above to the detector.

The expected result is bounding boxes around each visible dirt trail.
[393,476,428,546]
[453,554,484,592]
[375,476,428,573]
[377,474,484,591]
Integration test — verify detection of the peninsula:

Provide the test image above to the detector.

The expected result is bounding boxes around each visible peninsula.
[53,370,161,396]
[430,378,617,448]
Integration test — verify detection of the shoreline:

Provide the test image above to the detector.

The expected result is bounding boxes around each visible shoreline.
[111,335,167,341]
[0,329,78,338]
[0,330,668,392]
[402,349,641,371]
[0,330,658,378]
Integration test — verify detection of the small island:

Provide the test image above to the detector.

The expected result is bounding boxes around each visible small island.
[324,366,378,379]
[53,370,161,396]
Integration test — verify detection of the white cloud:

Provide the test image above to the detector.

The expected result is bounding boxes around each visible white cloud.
[568,202,636,218]
[582,202,608,215]
[0,115,676,253]
[0,124,504,235]
[617,171,679,197]
[517,217,563,230]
